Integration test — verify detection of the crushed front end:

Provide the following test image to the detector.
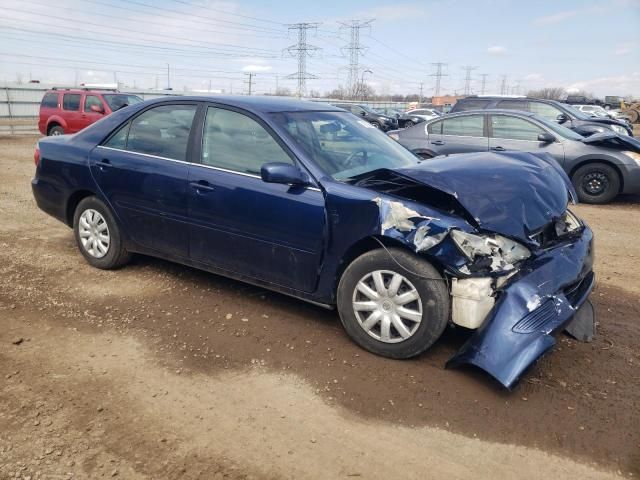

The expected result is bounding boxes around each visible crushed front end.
[445,219,595,389]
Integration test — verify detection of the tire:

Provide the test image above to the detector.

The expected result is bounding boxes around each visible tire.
[371,122,381,129]
[48,125,64,136]
[571,162,620,204]
[415,151,433,160]
[404,121,415,129]
[337,248,449,359]
[73,196,131,269]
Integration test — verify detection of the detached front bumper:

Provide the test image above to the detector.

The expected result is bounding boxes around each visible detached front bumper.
[447,227,595,389]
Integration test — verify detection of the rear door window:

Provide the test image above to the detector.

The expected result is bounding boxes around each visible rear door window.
[41,93,58,108]
[123,104,198,161]
[62,94,81,111]
[441,115,484,136]
[490,115,545,141]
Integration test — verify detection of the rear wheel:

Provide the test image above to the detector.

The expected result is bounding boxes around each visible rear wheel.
[337,248,449,359]
[572,162,620,204]
[73,196,131,269]
[48,125,64,136]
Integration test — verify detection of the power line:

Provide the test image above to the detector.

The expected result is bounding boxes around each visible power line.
[430,63,448,97]
[339,19,374,98]
[284,23,321,98]
[2,7,278,56]
[462,65,477,96]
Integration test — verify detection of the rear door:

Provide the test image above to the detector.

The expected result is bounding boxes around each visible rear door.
[488,114,565,163]
[61,93,83,132]
[90,102,200,257]
[426,114,488,155]
[187,105,326,292]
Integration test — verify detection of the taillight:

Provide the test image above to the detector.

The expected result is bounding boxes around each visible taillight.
[34,144,40,167]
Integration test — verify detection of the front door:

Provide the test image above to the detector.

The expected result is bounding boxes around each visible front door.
[82,94,106,130]
[90,102,200,258]
[427,114,488,155]
[187,105,326,293]
[488,114,565,164]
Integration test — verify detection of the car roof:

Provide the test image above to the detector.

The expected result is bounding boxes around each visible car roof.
[144,95,344,113]
[429,109,538,118]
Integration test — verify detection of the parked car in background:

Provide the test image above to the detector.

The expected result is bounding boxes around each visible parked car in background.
[39,88,143,136]
[32,95,596,389]
[564,94,600,106]
[451,96,633,137]
[331,103,398,131]
[375,107,425,128]
[405,108,441,122]
[388,109,640,204]
[573,104,631,124]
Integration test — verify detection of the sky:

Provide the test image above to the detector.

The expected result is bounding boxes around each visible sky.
[0,0,639,97]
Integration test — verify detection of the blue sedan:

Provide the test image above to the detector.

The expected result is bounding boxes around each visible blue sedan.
[32,96,595,388]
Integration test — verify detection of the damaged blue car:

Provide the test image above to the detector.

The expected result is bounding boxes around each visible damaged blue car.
[31,96,595,389]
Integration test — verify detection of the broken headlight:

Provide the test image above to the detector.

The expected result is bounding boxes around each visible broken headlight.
[450,230,531,273]
[554,209,582,237]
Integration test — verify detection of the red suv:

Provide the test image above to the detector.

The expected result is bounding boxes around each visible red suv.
[39,88,143,136]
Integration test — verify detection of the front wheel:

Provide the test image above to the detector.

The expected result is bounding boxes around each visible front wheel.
[73,196,131,269]
[370,122,381,129]
[337,248,449,359]
[571,163,620,204]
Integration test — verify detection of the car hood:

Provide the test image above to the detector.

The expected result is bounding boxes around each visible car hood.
[580,131,640,151]
[387,151,577,244]
[583,116,629,128]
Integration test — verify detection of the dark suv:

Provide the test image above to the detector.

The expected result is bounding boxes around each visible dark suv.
[332,103,398,131]
[451,96,633,137]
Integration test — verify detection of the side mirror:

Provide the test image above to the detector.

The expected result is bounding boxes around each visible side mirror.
[90,104,104,114]
[556,113,568,124]
[537,132,555,143]
[261,162,310,186]
[360,111,366,117]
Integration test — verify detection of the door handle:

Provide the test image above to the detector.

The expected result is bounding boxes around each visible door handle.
[430,140,445,145]
[491,146,506,151]
[189,180,215,192]
[97,158,112,170]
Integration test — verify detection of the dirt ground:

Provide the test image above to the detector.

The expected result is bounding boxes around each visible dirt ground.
[1,135,638,479]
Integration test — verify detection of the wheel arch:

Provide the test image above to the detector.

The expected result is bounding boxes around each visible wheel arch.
[46,116,67,134]
[66,189,97,227]
[333,234,447,297]
[568,157,625,193]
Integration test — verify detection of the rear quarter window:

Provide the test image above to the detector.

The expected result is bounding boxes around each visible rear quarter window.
[496,100,528,111]
[41,93,58,108]
[454,99,490,111]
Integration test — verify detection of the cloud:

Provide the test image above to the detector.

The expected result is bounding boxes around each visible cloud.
[524,73,544,82]
[487,46,507,55]
[565,72,640,96]
[331,3,427,24]
[242,65,272,73]
[533,10,578,25]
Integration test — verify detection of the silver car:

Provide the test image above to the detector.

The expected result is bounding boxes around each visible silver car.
[389,109,640,204]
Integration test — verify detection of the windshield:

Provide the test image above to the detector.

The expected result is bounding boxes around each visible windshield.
[270,111,420,181]
[562,103,590,120]
[535,115,584,140]
[360,105,376,114]
[103,94,143,111]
